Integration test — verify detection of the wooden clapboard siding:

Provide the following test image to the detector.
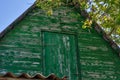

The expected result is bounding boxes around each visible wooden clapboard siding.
[0,6,120,80]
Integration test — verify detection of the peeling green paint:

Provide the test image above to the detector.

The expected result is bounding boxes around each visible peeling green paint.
[42,31,80,80]
[0,6,120,80]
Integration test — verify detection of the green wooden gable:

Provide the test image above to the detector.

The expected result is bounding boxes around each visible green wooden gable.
[0,4,120,80]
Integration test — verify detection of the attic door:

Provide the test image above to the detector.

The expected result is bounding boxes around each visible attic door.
[42,31,80,80]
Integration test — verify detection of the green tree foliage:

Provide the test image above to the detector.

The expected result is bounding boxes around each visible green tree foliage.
[36,0,120,45]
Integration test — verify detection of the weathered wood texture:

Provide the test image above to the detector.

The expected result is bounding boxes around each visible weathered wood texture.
[0,6,120,80]
[42,32,79,80]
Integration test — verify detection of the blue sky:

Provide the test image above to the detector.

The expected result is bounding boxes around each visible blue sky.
[0,0,35,33]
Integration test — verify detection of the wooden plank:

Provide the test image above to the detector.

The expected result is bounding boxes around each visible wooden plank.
[42,31,80,80]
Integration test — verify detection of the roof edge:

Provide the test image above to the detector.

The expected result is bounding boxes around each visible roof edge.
[74,3,120,55]
[0,2,119,54]
[0,2,36,39]
[0,72,67,80]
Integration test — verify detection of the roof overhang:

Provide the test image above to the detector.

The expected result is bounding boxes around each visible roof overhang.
[0,2,119,56]
[74,3,120,54]
[0,2,36,39]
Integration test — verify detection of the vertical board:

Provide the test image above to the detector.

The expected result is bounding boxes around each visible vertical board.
[42,31,79,80]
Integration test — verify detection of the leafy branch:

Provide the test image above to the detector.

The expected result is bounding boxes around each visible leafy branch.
[35,0,120,44]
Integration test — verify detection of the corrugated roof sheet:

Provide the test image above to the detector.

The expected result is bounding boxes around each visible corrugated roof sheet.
[0,72,67,80]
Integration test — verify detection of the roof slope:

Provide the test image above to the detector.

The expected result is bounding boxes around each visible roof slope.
[74,3,120,54]
[0,2,120,80]
[0,3,35,39]
[0,3,119,54]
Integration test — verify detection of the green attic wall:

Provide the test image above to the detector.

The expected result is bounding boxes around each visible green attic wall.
[0,6,120,80]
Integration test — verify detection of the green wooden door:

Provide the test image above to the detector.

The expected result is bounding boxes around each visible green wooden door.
[42,31,80,80]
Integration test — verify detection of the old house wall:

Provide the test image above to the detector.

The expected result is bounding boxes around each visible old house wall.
[0,6,120,80]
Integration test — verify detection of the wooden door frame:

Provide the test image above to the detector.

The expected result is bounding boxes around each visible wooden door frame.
[41,29,81,79]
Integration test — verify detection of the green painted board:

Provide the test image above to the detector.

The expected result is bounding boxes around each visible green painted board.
[0,6,120,79]
[42,31,80,80]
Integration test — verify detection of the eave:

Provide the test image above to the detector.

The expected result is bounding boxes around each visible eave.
[0,2,35,39]
[74,3,120,55]
[0,2,119,57]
